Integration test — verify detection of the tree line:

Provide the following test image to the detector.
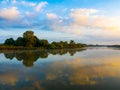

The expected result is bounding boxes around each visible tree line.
[3,30,86,49]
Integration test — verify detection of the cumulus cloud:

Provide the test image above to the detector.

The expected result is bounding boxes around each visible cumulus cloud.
[35,2,48,12]
[46,13,58,20]
[70,8,99,28]
[0,7,20,20]
[0,5,120,44]
[70,8,120,31]
[45,8,120,38]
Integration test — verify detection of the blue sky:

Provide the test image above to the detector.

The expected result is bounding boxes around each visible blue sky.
[0,0,120,44]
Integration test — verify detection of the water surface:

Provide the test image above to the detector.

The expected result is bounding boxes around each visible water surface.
[0,47,120,90]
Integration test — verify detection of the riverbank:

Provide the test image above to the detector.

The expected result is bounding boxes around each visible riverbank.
[0,45,87,53]
[0,46,44,51]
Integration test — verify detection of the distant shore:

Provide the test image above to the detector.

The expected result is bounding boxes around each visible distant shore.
[2,31,86,51]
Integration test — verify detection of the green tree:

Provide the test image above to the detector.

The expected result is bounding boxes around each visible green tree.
[69,40,76,48]
[23,30,36,47]
[39,39,49,47]
[15,37,25,46]
[48,43,56,49]
[4,38,15,46]
[34,36,40,47]
[69,40,75,45]
[62,41,68,48]
[3,30,86,49]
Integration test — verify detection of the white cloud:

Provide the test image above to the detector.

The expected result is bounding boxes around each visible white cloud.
[21,1,36,6]
[25,11,35,17]
[46,9,99,35]
[46,13,58,20]
[70,8,120,31]
[35,2,48,12]
[70,8,98,26]
[1,0,36,6]
[12,0,17,4]
[0,7,20,20]
[46,8,120,38]
[51,24,83,35]
[70,8,98,15]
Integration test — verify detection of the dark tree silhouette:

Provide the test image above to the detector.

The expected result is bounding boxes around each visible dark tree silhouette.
[4,38,15,46]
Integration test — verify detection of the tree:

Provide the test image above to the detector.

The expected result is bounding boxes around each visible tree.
[39,39,49,47]
[15,37,25,46]
[33,36,40,47]
[4,38,15,46]
[62,41,68,48]
[49,43,57,49]
[23,30,36,47]
[69,40,76,48]
[69,40,75,45]
[3,30,86,49]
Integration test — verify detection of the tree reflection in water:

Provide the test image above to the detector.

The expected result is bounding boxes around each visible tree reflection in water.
[4,49,86,67]
[2,48,120,90]
[4,51,48,67]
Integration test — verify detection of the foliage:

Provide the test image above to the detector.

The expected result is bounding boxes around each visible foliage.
[39,39,49,47]
[4,38,15,46]
[23,30,36,47]
[15,37,26,46]
[2,30,86,50]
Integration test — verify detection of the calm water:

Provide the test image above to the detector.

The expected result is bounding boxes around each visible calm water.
[0,47,120,90]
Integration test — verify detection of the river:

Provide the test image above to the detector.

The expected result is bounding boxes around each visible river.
[0,47,120,90]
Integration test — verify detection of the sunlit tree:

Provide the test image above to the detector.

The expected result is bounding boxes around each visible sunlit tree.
[23,30,37,47]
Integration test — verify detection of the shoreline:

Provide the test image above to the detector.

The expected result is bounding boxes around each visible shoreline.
[0,46,86,53]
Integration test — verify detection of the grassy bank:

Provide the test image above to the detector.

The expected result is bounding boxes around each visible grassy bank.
[0,45,86,52]
[0,45,45,51]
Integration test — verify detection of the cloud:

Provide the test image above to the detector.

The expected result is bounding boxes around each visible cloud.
[70,8,98,15]
[44,55,120,85]
[70,8,120,31]
[12,0,17,4]
[0,5,120,44]
[1,0,37,7]
[50,22,83,35]
[44,8,120,41]
[25,12,35,17]
[0,73,18,86]
[35,2,48,12]
[91,16,120,31]
[21,1,36,6]
[70,8,98,27]
[0,7,20,20]
[46,13,58,20]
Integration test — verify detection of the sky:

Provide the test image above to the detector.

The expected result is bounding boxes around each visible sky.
[0,0,120,44]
